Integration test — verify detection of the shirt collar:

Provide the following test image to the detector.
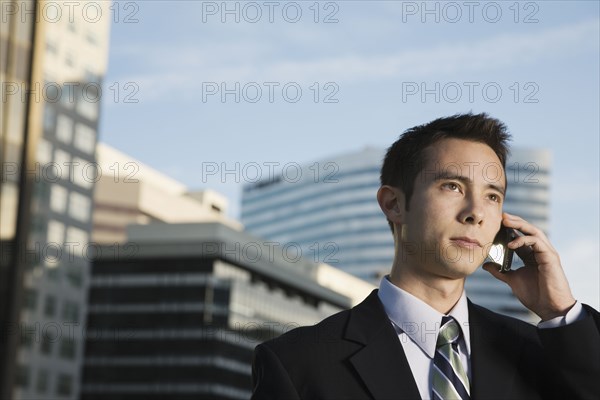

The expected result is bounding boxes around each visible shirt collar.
[378,275,471,359]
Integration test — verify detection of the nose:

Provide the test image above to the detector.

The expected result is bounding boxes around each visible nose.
[459,196,485,225]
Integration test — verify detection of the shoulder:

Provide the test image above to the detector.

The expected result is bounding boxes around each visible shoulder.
[253,306,360,390]
[468,300,533,327]
[257,289,384,362]
[261,305,353,356]
[468,300,538,343]
[252,291,390,398]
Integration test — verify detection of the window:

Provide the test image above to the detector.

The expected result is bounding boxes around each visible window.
[23,288,37,311]
[36,369,49,394]
[86,30,97,45]
[44,81,61,105]
[56,374,72,396]
[44,295,56,317]
[76,90,98,121]
[46,220,64,269]
[65,52,74,67]
[68,191,91,222]
[56,114,73,144]
[20,324,35,348]
[62,301,79,323]
[59,338,76,359]
[46,220,65,245]
[53,149,70,182]
[15,365,30,388]
[46,39,58,54]
[40,334,53,355]
[66,266,83,288]
[65,226,88,249]
[46,265,60,281]
[49,185,68,214]
[74,123,96,154]
[43,105,56,131]
[60,86,75,109]
[37,138,53,165]
[71,156,94,189]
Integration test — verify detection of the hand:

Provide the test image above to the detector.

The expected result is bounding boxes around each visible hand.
[482,212,576,321]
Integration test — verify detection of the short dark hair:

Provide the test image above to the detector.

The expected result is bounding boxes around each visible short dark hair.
[380,112,511,232]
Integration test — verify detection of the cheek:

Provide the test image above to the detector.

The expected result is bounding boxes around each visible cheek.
[404,210,441,241]
[421,198,452,222]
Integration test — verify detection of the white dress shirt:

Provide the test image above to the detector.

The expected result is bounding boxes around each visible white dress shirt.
[377,275,585,400]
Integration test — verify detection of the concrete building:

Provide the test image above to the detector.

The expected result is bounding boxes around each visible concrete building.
[241,147,551,322]
[93,143,242,244]
[81,222,374,399]
[0,1,111,398]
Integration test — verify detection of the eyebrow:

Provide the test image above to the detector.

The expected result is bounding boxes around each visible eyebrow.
[434,173,506,196]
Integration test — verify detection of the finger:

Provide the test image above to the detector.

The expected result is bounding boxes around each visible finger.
[513,245,537,266]
[509,235,561,271]
[502,213,539,235]
[508,235,547,254]
[482,262,512,283]
[502,213,552,248]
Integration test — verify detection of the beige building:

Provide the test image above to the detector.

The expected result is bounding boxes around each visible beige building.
[93,143,243,244]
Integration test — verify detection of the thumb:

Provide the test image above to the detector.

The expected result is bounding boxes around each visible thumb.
[482,262,511,284]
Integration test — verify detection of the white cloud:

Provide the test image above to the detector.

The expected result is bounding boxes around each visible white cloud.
[251,18,599,82]
[112,17,599,101]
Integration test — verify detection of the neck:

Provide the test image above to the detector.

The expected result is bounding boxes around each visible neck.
[389,260,465,314]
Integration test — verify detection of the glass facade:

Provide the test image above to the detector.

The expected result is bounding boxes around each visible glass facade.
[242,148,394,282]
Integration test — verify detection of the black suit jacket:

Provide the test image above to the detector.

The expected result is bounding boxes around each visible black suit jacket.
[251,290,600,399]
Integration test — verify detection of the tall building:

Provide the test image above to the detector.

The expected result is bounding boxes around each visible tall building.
[242,148,388,282]
[81,222,374,399]
[241,147,551,322]
[1,1,111,398]
[93,143,242,244]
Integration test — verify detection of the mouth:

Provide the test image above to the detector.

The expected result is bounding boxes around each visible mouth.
[450,237,482,249]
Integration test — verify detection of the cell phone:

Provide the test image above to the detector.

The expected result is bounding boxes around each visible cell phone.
[487,226,520,273]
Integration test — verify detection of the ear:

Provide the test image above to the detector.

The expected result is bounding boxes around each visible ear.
[377,185,406,226]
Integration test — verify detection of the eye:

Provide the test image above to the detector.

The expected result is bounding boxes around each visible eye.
[442,182,461,192]
[488,193,502,203]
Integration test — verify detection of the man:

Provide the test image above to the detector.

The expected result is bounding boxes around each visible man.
[251,113,600,399]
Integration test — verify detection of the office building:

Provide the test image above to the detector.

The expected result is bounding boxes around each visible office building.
[81,222,374,399]
[241,147,551,322]
[1,1,111,398]
[93,143,242,244]
[242,147,388,281]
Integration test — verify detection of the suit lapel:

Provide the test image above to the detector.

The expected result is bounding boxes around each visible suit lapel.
[345,290,421,400]
[468,301,523,399]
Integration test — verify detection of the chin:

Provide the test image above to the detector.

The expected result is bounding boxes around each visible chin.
[441,262,480,279]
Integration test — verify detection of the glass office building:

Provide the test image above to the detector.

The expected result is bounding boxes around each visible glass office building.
[242,148,389,282]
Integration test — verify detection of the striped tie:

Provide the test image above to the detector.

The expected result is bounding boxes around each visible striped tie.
[432,316,470,400]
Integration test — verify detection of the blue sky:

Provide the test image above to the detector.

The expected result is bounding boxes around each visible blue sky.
[99,1,599,307]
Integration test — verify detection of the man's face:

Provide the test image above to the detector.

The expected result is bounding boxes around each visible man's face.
[399,138,505,280]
